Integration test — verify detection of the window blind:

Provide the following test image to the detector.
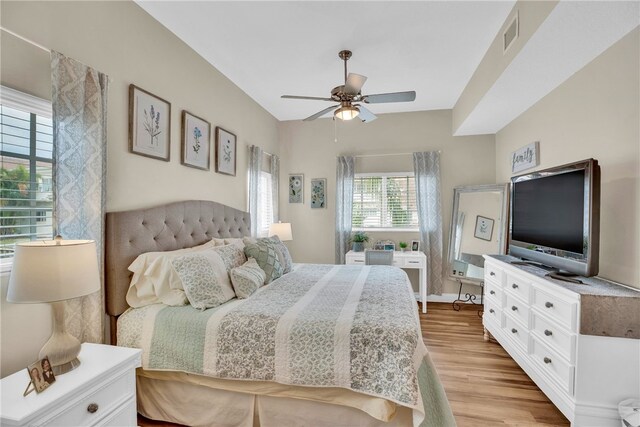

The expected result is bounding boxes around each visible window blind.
[0,104,54,261]
[257,171,274,238]
[352,174,419,230]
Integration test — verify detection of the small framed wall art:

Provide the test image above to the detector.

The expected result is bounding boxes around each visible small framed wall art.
[181,111,211,170]
[289,174,304,203]
[129,84,171,161]
[215,127,237,176]
[310,178,327,209]
[474,215,494,241]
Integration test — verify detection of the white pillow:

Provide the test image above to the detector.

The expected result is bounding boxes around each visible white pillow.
[125,240,216,308]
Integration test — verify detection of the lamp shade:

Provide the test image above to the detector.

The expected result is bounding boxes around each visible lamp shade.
[7,239,100,303]
[269,222,293,241]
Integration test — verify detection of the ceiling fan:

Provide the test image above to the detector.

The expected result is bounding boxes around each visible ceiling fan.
[281,50,416,123]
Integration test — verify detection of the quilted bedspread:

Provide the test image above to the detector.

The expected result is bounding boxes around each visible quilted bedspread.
[118,264,455,426]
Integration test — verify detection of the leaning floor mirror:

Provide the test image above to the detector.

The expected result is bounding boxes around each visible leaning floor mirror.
[447,184,509,312]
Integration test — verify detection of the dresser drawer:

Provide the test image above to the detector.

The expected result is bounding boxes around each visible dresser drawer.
[505,273,532,303]
[532,286,577,332]
[531,311,575,363]
[485,280,503,306]
[484,298,503,327]
[484,263,504,284]
[530,335,575,395]
[504,291,530,327]
[504,313,529,351]
[44,370,134,427]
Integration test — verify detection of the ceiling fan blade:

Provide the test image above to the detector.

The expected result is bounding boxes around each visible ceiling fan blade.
[363,91,416,104]
[356,105,377,123]
[282,95,334,101]
[344,73,367,95]
[303,105,339,121]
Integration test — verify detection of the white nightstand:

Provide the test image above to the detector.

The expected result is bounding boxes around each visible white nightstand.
[1,343,142,426]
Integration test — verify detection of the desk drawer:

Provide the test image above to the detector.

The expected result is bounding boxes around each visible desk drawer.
[530,335,575,395]
[404,257,424,268]
[346,257,365,265]
[505,273,532,303]
[504,313,529,351]
[531,310,575,363]
[504,291,530,327]
[531,286,577,332]
[392,258,405,267]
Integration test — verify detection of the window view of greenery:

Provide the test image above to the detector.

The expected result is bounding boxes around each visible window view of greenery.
[0,105,53,261]
[352,175,418,229]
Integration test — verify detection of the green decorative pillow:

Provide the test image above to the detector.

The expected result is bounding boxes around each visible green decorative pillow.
[230,258,267,298]
[270,235,293,274]
[172,252,236,310]
[243,239,284,283]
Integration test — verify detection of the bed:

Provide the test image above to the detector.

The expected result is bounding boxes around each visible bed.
[105,200,455,427]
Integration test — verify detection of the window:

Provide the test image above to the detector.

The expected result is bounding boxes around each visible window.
[0,87,53,265]
[257,170,274,238]
[352,173,418,231]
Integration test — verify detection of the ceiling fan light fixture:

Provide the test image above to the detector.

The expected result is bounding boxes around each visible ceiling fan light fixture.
[335,105,360,121]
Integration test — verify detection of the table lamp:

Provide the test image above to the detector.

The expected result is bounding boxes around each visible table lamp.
[269,222,293,241]
[7,237,100,375]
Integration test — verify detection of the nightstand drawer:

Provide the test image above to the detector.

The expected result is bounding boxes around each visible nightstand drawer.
[45,370,134,427]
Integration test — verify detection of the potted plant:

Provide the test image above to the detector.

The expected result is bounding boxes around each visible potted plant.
[399,241,408,252]
[350,231,369,252]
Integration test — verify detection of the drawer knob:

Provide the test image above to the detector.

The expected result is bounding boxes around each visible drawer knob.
[490,271,495,276]
[544,329,553,336]
[512,283,518,289]
[489,309,495,314]
[511,328,517,334]
[545,301,554,308]
[543,357,552,364]
[511,305,518,311]
[490,290,495,295]
[87,403,99,414]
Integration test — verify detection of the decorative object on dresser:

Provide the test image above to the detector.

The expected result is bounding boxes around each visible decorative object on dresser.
[310,178,327,208]
[128,84,171,161]
[215,126,237,176]
[0,344,142,427]
[288,173,304,203]
[446,184,509,313]
[7,237,101,375]
[25,357,55,395]
[349,230,369,252]
[399,241,408,252]
[268,221,293,241]
[411,240,420,251]
[483,255,640,426]
[181,110,211,170]
[511,141,539,174]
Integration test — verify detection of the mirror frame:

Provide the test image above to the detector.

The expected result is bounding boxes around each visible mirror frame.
[447,183,509,285]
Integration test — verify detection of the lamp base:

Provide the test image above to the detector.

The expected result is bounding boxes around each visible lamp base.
[39,301,82,375]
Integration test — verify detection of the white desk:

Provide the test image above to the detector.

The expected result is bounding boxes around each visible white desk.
[345,250,428,313]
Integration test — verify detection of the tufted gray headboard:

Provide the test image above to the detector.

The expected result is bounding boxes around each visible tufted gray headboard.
[105,200,251,321]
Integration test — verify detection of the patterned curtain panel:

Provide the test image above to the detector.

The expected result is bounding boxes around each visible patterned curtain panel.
[51,51,108,343]
[335,156,355,264]
[248,145,263,237]
[413,151,444,295]
[270,153,280,223]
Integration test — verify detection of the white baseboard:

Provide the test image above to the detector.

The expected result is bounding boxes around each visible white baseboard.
[414,293,483,303]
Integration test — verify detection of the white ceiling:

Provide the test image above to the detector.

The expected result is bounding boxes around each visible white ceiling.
[136,1,515,121]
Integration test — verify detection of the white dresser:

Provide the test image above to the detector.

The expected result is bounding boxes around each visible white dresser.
[0,343,142,426]
[483,256,640,426]
[345,250,427,313]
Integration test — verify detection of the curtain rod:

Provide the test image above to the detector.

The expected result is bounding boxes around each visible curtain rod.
[1,27,49,53]
[341,150,442,159]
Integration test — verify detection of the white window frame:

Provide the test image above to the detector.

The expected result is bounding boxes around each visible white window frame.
[0,86,53,274]
[352,171,419,232]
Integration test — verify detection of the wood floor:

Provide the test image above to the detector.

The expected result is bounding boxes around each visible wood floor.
[138,302,569,427]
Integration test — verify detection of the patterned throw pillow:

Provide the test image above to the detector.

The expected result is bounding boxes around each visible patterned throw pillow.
[230,258,267,298]
[270,235,293,274]
[213,244,247,271]
[243,239,284,283]
[171,252,236,310]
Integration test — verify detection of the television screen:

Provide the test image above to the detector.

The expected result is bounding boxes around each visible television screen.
[511,169,585,254]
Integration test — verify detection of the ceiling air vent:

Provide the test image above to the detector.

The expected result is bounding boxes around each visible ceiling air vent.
[503,11,519,53]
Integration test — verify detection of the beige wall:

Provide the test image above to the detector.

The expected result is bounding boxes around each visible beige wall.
[0,0,279,377]
[278,110,497,294]
[496,28,640,288]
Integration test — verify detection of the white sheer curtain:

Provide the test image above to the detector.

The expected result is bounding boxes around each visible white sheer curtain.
[413,151,444,295]
[270,153,280,223]
[335,156,355,264]
[248,145,262,238]
[52,51,108,342]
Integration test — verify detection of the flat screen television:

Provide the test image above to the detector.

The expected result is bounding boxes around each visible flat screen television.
[509,159,600,277]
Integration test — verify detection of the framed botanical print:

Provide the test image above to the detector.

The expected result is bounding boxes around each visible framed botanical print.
[289,174,303,203]
[181,111,211,170]
[129,84,171,161]
[310,178,326,209]
[215,127,237,176]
